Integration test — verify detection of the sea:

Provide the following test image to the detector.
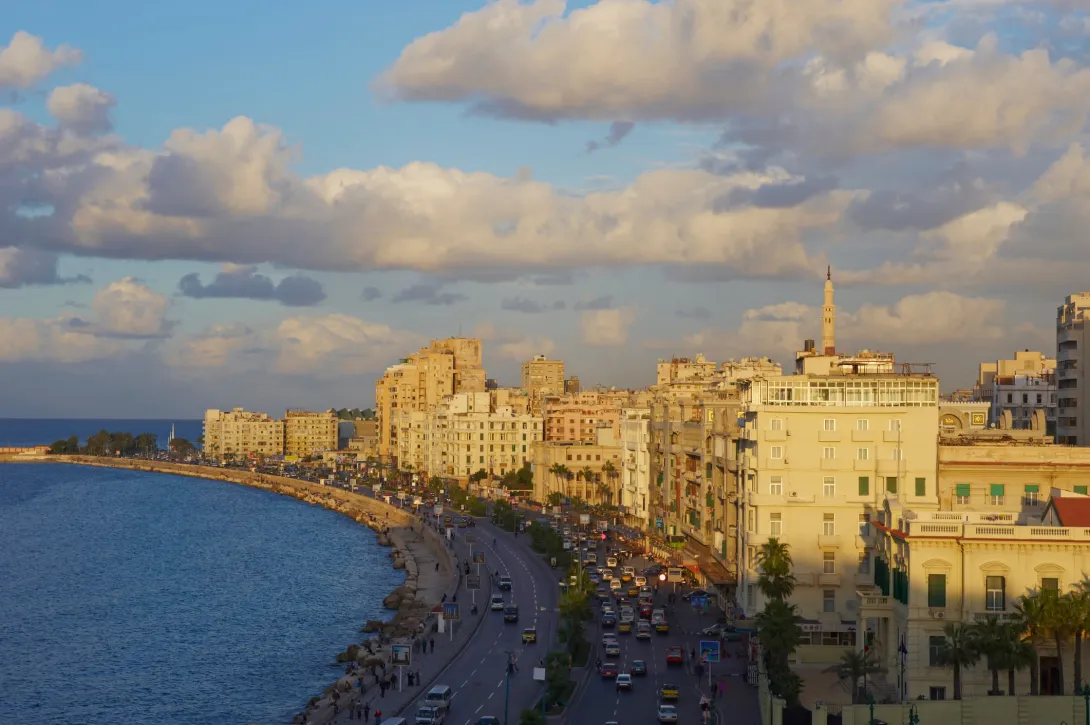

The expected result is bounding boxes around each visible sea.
[0,455,402,724]
[0,418,205,449]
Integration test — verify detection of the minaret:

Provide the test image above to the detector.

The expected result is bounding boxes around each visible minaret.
[822,266,836,355]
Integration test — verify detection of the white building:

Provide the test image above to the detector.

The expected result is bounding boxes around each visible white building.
[620,407,651,528]
[736,373,941,640]
[1057,293,1090,445]
[975,350,1056,432]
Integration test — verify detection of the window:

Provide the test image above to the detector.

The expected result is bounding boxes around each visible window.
[929,687,946,701]
[1037,394,1043,404]
[886,477,898,494]
[986,576,1006,611]
[748,509,755,532]
[1023,393,1029,404]
[858,476,870,495]
[927,574,947,607]
[1041,577,1059,591]
[823,589,836,613]
[892,448,902,461]
[988,484,1005,506]
[824,418,836,431]
[857,419,869,431]
[859,552,871,575]
[769,476,782,495]
[859,512,871,535]
[823,446,835,459]
[823,551,835,574]
[928,636,945,667]
[888,419,902,432]
[1006,393,1013,404]
[955,483,970,505]
[770,446,783,459]
[1024,484,1039,506]
[771,418,783,431]
[770,513,782,536]
[915,477,926,496]
[822,513,835,536]
[823,476,836,498]
[857,447,869,460]
[1077,485,1089,495]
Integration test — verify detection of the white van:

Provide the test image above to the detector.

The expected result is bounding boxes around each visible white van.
[381,718,409,725]
[424,684,453,710]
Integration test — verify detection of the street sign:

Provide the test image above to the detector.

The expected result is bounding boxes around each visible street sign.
[465,533,477,543]
[433,505,442,516]
[466,574,482,590]
[579,514,590,525]
[443,602,460,621]
[473,552,485,564]
[391,644,412,666]
[699,640,721,663]
[690,594,708,610]
[667,567,685,583]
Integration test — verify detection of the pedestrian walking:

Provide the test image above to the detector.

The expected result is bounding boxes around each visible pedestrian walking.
[430,637,435,653]
[363,702,371,720]
[374,709,381,723]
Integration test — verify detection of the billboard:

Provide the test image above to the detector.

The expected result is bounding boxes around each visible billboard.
[667,567,685,583]
[443,602,460,621]
[473,552,485,564]
[391,644,412,666]
[699,640,721,663]
[579,514,590,525]
[466,574,482,590]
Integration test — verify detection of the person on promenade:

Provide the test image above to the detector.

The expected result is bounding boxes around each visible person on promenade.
[430,637,435,653]
[374,709,381,723]
[363,702,370,721]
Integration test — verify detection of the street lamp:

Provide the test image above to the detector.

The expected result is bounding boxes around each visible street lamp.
[1079,680,1090,725]
[866,691,876,725]
[504,650,516,725]
[908,703,920,725]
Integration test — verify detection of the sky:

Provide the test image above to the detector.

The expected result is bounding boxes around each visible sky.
[2,0,1090,418]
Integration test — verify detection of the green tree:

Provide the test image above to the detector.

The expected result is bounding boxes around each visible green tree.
[825,649,884,704]
[547,492,563,506]
[755,538,796,603]
[971,615,1009,695]
[1069,582,1090,692]
[169,438,196,458]
[935,622,981,699]
[1013,592,1049,695]
[48,435,80,454]
[601,460,618,506]
[1043,588,1074,695]
[757,599,805,705]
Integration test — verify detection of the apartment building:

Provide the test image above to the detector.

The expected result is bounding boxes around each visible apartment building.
[203,408,285,459]
[345,420,379,458]
[1057,293,1090,445]
[521,355,565,410]
[736,373,941,637]
[531,431,622,505]
[374,337,487,462]
[620,407,651,529]
[862,496,1090,700]
[975,349,1056,432]
[657,355,718,386]
[284,409,338,458]
[565,376,580,394]
[543,392,624,443]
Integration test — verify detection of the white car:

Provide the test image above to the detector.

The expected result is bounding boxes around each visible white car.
[615,673,633,690]
[415,706,445,725]
[606,556,619,568]
[490,594,505,610]
[657,704,679,723]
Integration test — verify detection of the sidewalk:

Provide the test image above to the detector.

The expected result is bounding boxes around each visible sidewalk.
[317,518,491,725]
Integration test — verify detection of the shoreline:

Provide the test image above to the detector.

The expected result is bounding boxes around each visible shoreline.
[3,455,455,725]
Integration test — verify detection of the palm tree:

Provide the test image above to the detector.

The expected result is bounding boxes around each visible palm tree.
[755,538,796,603]
[1043,588,1074,695]
[1013,592,1048,695]
[1070,582,1090,691]
[548,463,564,500]
[563,468,575,498]
[579,465,595,502]
[935,622,981,699]
[1002,634,1036,697]
[757,599,805,704]
[971,615,1009,695]
[825,649,885,704]
[602,460,618,507]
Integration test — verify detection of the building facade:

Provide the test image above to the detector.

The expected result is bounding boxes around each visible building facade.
[543,392,623,443]
[1057,293,1090,445]
[284,409,338,458]
[521,355,565,409]
[736,374,941,637]
[531,434,623,505]
[620,407,652,529]
[203,408,285,459]
[975,350,1056,432]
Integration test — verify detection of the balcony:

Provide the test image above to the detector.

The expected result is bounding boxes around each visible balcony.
[818,534,841,548]
[796,573,817,587]
[852,430,875,442]
[855,572,874,587]
[765,458,785,469]
[857,591,894,612]
[853,459,872,471]
[819,431,843,442]
[820,459,848,471]
[882,430,903,442]
[819,573,842,587]
[762,429,787,442]
[784,491,816,503]
[877,460,903,476]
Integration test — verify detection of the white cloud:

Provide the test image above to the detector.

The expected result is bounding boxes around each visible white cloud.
[496,335,555,361]
[272,314,422,376]
[88,277,172,338]
[47,83,116,135]
[0,316,118,364]
[0,31,82,90]
[581,307,636,346]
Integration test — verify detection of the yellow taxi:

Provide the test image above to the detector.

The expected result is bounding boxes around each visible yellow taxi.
[618,620,632,634]
[522,627,537,644]
[655,620,670,634]
[659,683,680,701]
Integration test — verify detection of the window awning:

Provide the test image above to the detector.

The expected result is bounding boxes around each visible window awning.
[1025,484,1039,493]
[955,483,970,497]
[990,484,1005,497]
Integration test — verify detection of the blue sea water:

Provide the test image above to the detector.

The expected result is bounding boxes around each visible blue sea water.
[0,419,204,448]
[0,463,402,725]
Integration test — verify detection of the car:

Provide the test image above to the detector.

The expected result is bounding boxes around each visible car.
[618,620,632,634]
[604,641,621,656]
[600,662,619,678]
[635,576,647,587]
[610,579,623,591]
[683,588,710,601]
[504,605,519,622]
[657,704,679,723]
[602,633,618,645]
[475,718,500,725]
[490,594,505,611]
[630,659,647,675]
[636,622,652,639]
[600,569,613,581]
[656,620,670,634]
[606,556,619,568]
[660,682,680,700]
[666,646,683,665]
[499,576,513,591]
[416,705,446,724]
[457,518,468,528]
[601,613,617,628]
[588,573,601,584]
[627,585,640,597]
[466,518,476,527]
[615,673,633,691]
[522,627,537,644]
[596,587,610,601]
[639,604,654,620]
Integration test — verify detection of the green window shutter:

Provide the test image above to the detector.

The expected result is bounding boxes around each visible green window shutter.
[1024,484,1039,493]
[927,574,947,608]
[955,483,971,497]
[886,477,898,494]
[858,476,869,495]
[990,484,1005,497]
[1077,486,1089,495]
[705,463,712,478]
[915,477,926,496]
[657,472,664,485]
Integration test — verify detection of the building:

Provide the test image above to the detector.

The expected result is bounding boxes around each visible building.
[345,420,379,458]
[374,337,487,462]
[203,408,285,460]
[736,372,941,633]
[657,355,718,386]
[860,497,1090,700]
[521,355,566,409]
[531,431,622,505]
[975,350,1056,432]
[1057,293,1090,445]
[543,392,623,443]
[284,409,338,458]
[620,407,652,529]
[565,376,581,394]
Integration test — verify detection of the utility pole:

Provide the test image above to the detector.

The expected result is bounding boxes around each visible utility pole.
[504,651,515,725]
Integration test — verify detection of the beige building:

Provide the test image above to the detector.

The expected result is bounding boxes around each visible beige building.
[975,349,1056,431]
[531,432,622,505]
[657,355,718,386]
[521,355,565,410]
[620,407,651,528]
[203,408,285,460]
[346,420,379,458]
[861,497,1090,700]
[543,392,623,443]
[736,373,941,637]
[284,409,338,458]
[374,337,487,462]
[1057,293,1090,445]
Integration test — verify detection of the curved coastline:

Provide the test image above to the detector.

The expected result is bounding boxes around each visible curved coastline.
[9,455,455,725]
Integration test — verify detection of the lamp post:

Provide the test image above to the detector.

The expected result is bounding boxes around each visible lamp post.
[504,651,515,725]
[866,691,876,725]
[908,703,920,725]
[1080,680,1090,725]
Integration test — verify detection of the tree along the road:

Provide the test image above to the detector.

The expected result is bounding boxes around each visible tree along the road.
[754,538,804,705]
[824,649,885,704]
[49,430,159,457]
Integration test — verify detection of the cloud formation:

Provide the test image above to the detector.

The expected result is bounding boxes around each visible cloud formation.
[0,31,82,90]
[586,121,635,154]
[47,83,116,135]
[581,307,636,347]
[501,296,565,313]
[0,247,90,288]
[178,265,326,307]
[391,283,468,305]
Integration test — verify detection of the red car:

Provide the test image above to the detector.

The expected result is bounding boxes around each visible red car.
[666,646,683,665]
[600,662,619,678]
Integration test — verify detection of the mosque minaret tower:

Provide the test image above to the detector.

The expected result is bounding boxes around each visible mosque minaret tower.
[822,266,836,356]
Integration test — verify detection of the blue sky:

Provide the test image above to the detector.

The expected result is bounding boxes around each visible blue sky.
[1,0,1088,417]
